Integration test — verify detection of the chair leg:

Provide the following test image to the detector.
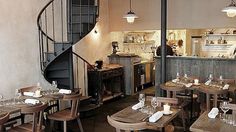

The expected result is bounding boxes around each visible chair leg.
[77,118,84,132]
[64,121,67,132]
[50,120,54,132]
[181,109,186,131]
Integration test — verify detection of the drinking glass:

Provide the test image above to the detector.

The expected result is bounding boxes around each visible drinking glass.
[139,93,145,107]
[151,97,158,112]
[52,81,58,89]
[176,72,180,79]
[219,75,223,84]
[208,74,213,81]
[14,89,20,104]
[220,101,230,122]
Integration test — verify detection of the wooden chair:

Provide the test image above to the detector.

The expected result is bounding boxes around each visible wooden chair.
[8,103,48,132]
[18,86,39,96]
[47,93,84,132]
[0,113,9,132]
[107,116,147,132]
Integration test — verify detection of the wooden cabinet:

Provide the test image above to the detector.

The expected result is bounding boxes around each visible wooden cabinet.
[88,64,124,104]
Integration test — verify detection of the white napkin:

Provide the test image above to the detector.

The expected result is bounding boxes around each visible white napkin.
[59,89,71,94]
[23,92,34,97]
[149,111,163,123]
[185,83,193,88]
[132,102,144,110]
[172,79,178,83]
[208,107,219,118]
[25,99,40,105]
[223,84,229,90]
[205,80,211,86]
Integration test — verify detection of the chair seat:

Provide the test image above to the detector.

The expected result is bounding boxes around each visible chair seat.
[8,123,45,132]
[47,109,79,121]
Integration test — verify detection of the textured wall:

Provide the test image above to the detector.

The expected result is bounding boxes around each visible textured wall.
[109,0,236,31]
[73,0,110,95]
[0,0,51,99]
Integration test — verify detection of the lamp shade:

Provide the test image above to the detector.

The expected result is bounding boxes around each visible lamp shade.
[123,11,138,23]
[222,1,236,17]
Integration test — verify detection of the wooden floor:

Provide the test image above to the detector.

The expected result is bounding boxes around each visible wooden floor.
[45,87,192,132]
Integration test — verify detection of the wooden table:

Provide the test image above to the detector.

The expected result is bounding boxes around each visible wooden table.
[190,111,236,132]
[111,105,181,131]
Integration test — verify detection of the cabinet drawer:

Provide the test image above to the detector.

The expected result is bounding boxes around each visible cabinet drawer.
[102,68,123,79]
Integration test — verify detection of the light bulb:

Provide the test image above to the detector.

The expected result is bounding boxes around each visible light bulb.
[227,11,236,17]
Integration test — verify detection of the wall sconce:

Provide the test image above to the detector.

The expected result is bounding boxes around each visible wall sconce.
[222,0,236,17]
[123,0,138,23]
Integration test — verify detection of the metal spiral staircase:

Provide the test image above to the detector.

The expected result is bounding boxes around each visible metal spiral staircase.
[37,0,98,91]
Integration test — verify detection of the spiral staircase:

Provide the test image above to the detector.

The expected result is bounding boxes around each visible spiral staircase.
[37,0,99,111]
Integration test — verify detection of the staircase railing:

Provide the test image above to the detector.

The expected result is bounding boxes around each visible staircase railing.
[37,0,99,90]
[38,0,98,70]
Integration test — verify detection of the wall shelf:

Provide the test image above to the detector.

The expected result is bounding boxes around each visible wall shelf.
[123,40,155,45]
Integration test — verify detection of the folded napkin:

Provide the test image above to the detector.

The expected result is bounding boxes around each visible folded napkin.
[132,102,144,110]
[205,80,211,86]
[23,92,34,97]
[208,107,219,118]
[59,89,71,94]
[185,83,193,88]
[223,84,229,90]
[25,99,40,105]
[172,79,179,83]
[149,111,163,123]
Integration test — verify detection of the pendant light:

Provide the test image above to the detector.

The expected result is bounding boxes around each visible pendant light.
[222,0,236,17]
[123,0,138,23]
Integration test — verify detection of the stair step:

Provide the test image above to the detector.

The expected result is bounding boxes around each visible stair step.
[46,70,70,78]
[54,42,72,53]
[79,103,99,113]
[44,52,56,62]
[47,67,69,71]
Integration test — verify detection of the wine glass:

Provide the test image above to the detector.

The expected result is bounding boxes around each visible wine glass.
[52,81,57,89]
[151,97,159,113]
[220,101,230,122]
[176,72,180,79]
[208,74,213,81]
[138,93,145,107]
[14,89,20,104]
[219,75,223,84]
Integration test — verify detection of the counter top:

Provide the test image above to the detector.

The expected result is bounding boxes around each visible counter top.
[154,56,236,61]
[133,60,154,65]
[108,53,139,58]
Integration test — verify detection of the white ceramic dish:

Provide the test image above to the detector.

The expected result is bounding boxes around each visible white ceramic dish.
[162,111,173,115]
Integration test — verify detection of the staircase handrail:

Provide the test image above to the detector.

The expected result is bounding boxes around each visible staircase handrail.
[37,0,55,42]
[72,52,95,70]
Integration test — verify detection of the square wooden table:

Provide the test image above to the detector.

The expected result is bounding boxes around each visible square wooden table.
[111,105,181,131]
[190,111,236,132]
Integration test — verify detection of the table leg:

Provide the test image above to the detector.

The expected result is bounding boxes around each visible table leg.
[214,94,218,107]
[167,91,171,98]
[206,94,210,111]
[190,90,193,121]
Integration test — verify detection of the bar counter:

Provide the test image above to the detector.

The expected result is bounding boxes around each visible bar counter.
[154,56,236,87]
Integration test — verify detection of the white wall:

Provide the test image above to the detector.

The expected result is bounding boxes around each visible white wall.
[109,0,236,31]
[0,0,51,99]
[73,0,110,95]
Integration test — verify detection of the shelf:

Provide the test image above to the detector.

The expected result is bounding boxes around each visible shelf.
[123,40,155,45]
[204,44,233,46]
[125,31,155,35]
[205,34,236,36]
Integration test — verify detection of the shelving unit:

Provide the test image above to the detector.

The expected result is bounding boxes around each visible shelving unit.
[123,31,156,44]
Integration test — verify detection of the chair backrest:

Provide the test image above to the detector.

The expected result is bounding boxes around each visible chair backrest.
[107,116,147,132]
[21,103,48,131]
[219,79,235,84]
[18,86,39,95]
[63,93,80,117]
[0,113,9,131]
[146,96,178,107]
